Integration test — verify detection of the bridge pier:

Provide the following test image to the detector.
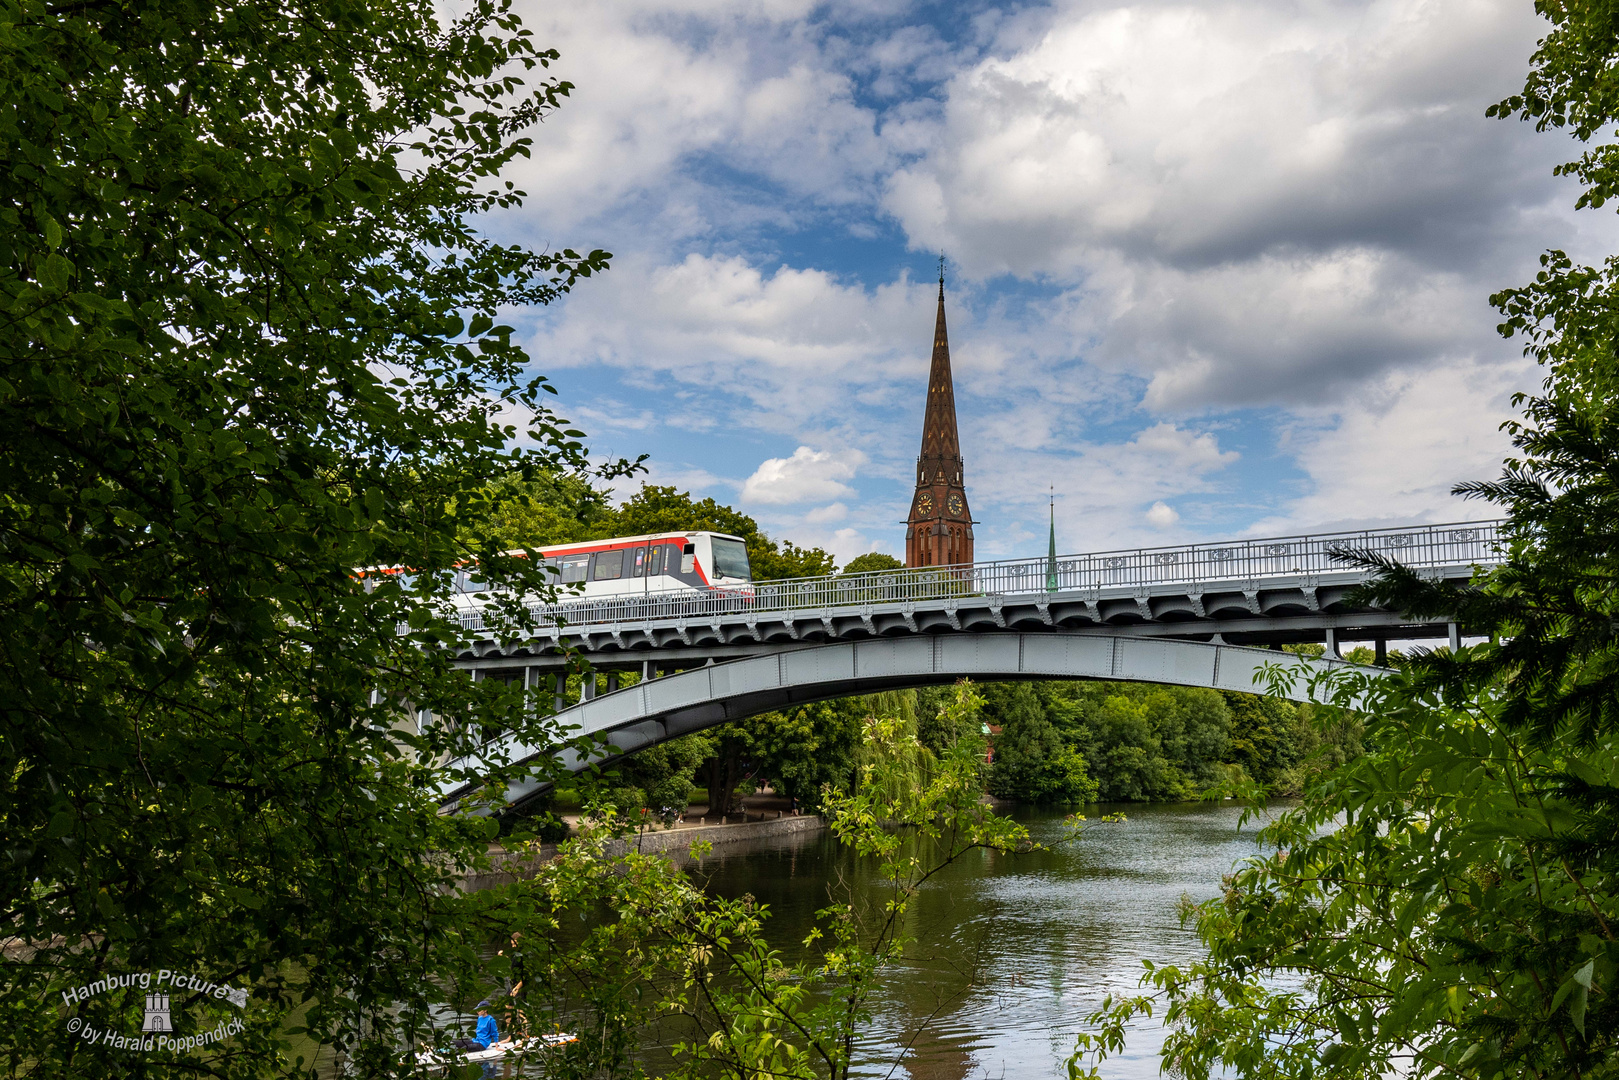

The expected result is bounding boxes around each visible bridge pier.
[1325,627,1340,658]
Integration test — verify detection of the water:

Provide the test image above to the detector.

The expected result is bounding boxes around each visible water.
[657,800,1276,1080]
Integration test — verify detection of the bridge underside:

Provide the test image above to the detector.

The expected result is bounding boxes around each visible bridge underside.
[441,632,1361,815]
[453,571,1464,678]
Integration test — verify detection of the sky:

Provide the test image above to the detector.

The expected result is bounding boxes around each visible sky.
[489,0,1617,566]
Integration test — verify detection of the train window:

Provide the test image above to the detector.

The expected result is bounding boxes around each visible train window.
[710,537,752,581]
[557,554,589,584]
[593,550,624,580]
[631,547,646,578]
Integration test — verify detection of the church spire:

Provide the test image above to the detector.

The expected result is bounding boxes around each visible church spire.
[920,257,961,461]
[906,258,974,568]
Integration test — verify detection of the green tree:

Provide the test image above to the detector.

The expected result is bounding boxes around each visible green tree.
[609,484,837,580]
[1222,690,1304,790]
[0,0,611,1072]
[987,683,1098,804]
[841,552,904,574]
[1075,6,1619,1072]
[599,727,714,825]
[917,683,977,757]
[478,467,620,548]
[738,700,863,814]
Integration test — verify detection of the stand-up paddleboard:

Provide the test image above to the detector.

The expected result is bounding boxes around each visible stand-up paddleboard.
[413,1032,577,1071]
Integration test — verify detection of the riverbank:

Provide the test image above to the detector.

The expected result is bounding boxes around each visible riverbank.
[459,812,827,892]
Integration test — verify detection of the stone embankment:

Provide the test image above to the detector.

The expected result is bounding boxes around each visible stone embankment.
[459,813,826,892]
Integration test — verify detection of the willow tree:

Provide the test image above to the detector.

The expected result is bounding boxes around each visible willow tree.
[0,0,611,1074]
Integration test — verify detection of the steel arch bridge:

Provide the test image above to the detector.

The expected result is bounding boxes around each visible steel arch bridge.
[451,519,1497,689]
[439,519,1495,811]
[440,632,1360,814]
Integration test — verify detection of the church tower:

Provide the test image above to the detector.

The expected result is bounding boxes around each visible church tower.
[905,264,974,568]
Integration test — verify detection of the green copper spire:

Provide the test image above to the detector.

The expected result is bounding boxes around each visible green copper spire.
[1046,488,1058,592]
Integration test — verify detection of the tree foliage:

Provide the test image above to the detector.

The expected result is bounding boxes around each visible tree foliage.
[0,0,609,1072]
[519,683,1043,1080]
[987,684,1099,805]
[840,552,904,575]
[481,478,840,580]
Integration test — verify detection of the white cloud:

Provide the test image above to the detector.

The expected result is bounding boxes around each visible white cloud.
[490,0,1605,561]
[497,1,889,243]
[527,253,943,430]
[1146,501,1180,528]
[881,0,1577,411]
[742,446,867,504]
[1247,355,1529,533]
[805,501,849,523]
[961,418,1241,556]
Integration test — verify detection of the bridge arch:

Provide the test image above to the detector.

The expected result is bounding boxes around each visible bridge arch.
[442,632,1360,813]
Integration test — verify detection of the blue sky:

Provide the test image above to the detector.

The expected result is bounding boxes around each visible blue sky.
[489,0,1616,565]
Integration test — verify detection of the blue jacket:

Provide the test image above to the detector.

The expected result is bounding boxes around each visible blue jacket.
[475,1013,500,1048]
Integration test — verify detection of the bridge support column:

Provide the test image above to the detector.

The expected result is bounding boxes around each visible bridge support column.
[1325,627,1340,658]
[582,677,597,702]
[642,660,656,681]
[1448,622,1460,652]
[1375,638,1387,666]
[606,672,619,694]
[553,673,565,714]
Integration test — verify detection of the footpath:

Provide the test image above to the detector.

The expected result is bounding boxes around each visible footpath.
[458,799,826,892]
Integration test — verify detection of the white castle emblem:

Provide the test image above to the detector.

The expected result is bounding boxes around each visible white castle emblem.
[141,992,172,1033]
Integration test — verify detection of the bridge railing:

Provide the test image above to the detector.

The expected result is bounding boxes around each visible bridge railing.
[457,519,1504,634]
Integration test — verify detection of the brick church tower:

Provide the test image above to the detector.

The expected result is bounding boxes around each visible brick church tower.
[905,265,974,568]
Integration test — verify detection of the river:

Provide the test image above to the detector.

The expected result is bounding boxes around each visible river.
[628,799,1274,1080]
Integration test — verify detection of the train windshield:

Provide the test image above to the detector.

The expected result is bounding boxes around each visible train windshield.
[709,537,752,581]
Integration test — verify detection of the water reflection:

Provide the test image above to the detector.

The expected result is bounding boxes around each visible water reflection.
[677,800,1273,1080]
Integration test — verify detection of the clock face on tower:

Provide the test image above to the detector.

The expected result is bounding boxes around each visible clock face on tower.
[916,493,934,515]
[948,493,964,516]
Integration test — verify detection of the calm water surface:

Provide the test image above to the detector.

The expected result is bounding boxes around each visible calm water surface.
[660,800,1276,1080]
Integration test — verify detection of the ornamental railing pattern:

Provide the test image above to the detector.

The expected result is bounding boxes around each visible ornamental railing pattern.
[458,519,1504,633]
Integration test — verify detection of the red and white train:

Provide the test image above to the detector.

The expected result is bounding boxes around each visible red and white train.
[371,532,754,605]
[526,531,753,599]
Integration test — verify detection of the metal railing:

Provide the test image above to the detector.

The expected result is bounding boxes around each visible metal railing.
[457,519,1505,634]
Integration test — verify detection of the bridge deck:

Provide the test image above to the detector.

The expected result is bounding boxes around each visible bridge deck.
[451,520,1501,673]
